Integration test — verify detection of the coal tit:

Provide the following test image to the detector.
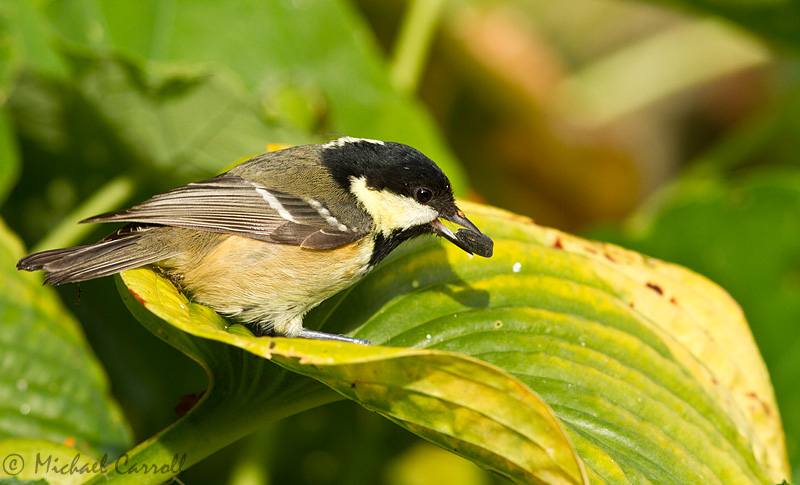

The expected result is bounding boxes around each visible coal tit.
[17,137,493,344]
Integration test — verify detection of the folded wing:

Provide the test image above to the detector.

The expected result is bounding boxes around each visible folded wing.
[83,174,370,249]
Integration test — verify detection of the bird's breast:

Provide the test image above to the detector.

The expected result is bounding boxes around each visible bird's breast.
[164,233,376,324]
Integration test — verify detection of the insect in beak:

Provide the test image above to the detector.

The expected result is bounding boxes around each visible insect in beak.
[430,209,493,257]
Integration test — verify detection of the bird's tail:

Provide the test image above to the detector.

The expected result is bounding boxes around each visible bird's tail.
[17,228,178,285]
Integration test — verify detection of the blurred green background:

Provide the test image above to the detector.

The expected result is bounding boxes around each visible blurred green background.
[1,0,798,483]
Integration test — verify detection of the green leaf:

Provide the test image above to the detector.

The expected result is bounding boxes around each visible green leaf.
[0,1,21,206]
[0,438,103,484]
[113,266,586,485]
[642,0,800,49]
[591,169,800,482]
[115,202,784,484]
[38,0,466,191]
[0,0,67,80]
[323,202,785,483]
[4,49,309,249]
[6,48,307,190]
[0,219,131,461]
[79,273,341,485]
[64,50,306,179]
[0,110,20,207]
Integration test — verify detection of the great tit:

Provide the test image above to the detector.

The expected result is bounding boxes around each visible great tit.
[17,137,493,344]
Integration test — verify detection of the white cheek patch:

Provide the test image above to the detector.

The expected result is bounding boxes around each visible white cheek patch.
[350,177,438,234]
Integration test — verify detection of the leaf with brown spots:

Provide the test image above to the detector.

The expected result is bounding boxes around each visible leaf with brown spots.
[111,202,787,484]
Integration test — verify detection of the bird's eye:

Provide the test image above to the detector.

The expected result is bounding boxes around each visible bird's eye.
[415,187,433,203]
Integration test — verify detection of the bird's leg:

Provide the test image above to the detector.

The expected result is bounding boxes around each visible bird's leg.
[276,314,371,345]
[298,329,371,346]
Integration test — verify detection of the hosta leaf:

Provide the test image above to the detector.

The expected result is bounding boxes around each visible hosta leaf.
[591,170,800,482]
[0,438,102,484]
[65,51,306,178]
[114,267,586,485]
[27,0,465,190]
[0,219,131,462]
[316,203,785,483]
[114,202,784,484]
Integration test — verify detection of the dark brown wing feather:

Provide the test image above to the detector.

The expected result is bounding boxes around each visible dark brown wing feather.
[83,174,369,249]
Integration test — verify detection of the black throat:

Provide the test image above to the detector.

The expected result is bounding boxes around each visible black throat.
[368,225,431,268]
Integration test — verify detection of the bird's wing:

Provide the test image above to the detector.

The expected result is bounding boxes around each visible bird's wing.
[83,174,369,249]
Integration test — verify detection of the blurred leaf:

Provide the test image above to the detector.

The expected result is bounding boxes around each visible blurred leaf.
[0,7,18,93]
[0,1,21,206]
[642,0,800,49]
[64,50,307,179]
[384,441,489,485]
[0,218,131,459]
[0,0,66,80]
[30,176,134,254]
[560,19,770,126]
[0,110,19,206]
[38,0,467,192]
[590,169,800,481]
[4,49,307,243]
[115,202,783,484]
[0,438,102,484]
[5,41,465,240]
[690,83,800,174]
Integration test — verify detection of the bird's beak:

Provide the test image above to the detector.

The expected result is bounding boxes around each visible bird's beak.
[430,208,493,257]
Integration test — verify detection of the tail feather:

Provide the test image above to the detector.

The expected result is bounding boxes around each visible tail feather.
[17,235,179,285]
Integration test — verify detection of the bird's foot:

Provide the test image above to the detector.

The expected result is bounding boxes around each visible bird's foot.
[298,329,371,345]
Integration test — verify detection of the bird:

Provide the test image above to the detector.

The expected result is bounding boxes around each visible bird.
[17,137,493,344]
